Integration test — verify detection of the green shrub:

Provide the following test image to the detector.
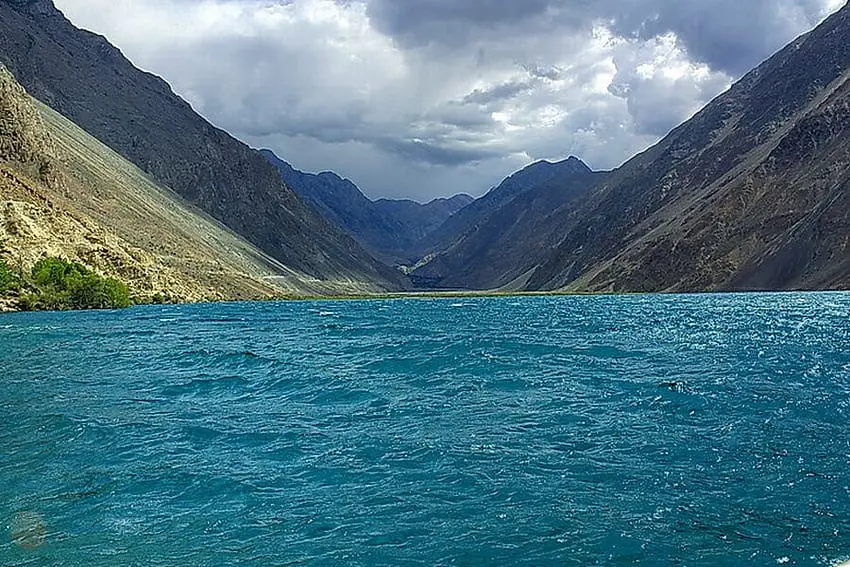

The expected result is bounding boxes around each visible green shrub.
[31,257,88,291]
[25,257,131,310]
[68,273,130,309]
[0,258,12,292]
[18,290,66,312]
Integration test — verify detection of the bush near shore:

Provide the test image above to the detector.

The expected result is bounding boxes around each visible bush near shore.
[0,256,130,311]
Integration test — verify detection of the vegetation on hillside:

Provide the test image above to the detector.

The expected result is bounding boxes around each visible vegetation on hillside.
[0,257,12,292]
[0,256,131,311]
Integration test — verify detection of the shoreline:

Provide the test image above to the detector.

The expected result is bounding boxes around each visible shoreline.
[3,287,850,314]
[0,289,593,313]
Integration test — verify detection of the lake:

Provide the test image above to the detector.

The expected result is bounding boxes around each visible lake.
[2,293,850,565]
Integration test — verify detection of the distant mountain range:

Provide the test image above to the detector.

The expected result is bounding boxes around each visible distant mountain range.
[409,157,605,289]
[2,0,848,297]
[260,149,472,265]
[0,0,406,292]
[408,3,850,292]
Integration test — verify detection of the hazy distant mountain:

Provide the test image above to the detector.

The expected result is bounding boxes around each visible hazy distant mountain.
[0,0,406,292]
[415,4,850,292]
[372,196,474,251]
[260,149,472,264]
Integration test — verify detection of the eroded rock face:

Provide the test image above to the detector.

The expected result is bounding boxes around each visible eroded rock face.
[0,65,55,183]
[5,0,54,16]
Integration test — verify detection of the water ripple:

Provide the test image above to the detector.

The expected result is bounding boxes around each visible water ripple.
[2,293,850,565]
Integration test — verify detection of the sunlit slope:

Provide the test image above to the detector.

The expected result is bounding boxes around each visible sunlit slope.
[1,67,379,301]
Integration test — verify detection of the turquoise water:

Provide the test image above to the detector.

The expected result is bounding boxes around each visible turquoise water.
[1,293,849,566]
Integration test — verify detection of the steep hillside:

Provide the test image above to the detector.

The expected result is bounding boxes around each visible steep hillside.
[413,157,594,261]
[0,65,376,308]
[526,4,850,292]
[0,0,406,291]
[411,4,850,293]
[261,149,471,264]
[411,164,605,289]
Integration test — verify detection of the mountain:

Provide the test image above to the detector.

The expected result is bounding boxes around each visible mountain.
[411,159,604,289]
[0,64,352,307]
[412,157,594,262]
[0,0,406,292]
[372,196,475,255]
[260,149,472,264]
[525,3,850,292]
[417,4,850,293]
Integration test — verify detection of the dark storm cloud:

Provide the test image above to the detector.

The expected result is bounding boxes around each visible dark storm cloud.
[52,0,843,200]
[607,0,838,75]
[375,137,502,166]
[365,0,556,44]
[366,0,840,75]
[463,80,534,105]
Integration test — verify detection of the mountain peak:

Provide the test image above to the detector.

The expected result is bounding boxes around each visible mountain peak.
[522,155,591,177]
[558,155,592,173]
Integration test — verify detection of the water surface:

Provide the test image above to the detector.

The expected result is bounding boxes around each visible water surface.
[2,293,850,565]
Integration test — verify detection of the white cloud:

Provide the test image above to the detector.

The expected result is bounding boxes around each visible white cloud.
[52,0,843,201]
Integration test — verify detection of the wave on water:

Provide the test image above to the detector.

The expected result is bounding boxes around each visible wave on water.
[2,293,850,565]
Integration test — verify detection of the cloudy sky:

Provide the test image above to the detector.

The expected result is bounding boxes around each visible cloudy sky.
[54,0,845,201]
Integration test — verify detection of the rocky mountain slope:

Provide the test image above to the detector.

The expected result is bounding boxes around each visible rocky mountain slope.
[409,157,604,288]
[415,4,850,293]
[0,65,375,306]
[527,3,850,293]
[0,0,406,292]
[413,157,595,261]
[260,149,472,264]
